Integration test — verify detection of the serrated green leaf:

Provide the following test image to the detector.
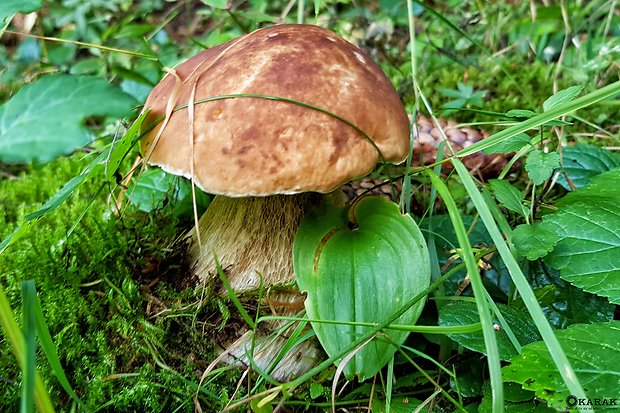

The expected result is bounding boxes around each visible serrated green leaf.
[489,179,529,217]
[0,0,42,22]
[0,75,137,164]
[479,382,553,413]
[512,223,559,260]
[556,144,620,190]
[544,199,620,304]
[503,321,620,410]
[542,85,584,112]
[439,301,541,361]
[525,149,560,185]
[483,133,531,154]
[294,197,431,381]
[309,382,326,399]
[523,261,615,329]
[556,169,620,206]
[541,171,620,305]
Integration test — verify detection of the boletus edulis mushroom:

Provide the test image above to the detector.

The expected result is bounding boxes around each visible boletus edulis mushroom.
[140,24,410,379]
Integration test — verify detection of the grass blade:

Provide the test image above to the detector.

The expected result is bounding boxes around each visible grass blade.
[458,80,620,157]
[21,281,36,413]
[214,255,257,330]
[32,286,90,411]
[3,30,159,60]
[0,287,55,412]
[452,158,588,401]
[426,171,504,413]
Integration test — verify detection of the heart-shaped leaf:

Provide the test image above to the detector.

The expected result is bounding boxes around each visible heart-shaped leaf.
[293,196,431,381]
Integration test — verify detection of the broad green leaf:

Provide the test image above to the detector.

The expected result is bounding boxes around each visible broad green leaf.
[544,199,620,304]
[439,302,541,361]
[0,75,137,164]
[479,382,553,413]
[525,149,560,185]
[503,321,620,410]
[0,114,143,253]
[451,357,485,397]
[556,168,620,206]
[127,168,211,218]
[489,179,529,217]
[542,85,584,112]
[0,0,42,23]
[520,261,615,329]
[512,223,559,260]
[541,170,620,304]
[556,144,620,190]
[294,197,431,381]
[482,133,531,154]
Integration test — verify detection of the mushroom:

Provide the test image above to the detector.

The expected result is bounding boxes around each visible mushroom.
[140,24,410,378]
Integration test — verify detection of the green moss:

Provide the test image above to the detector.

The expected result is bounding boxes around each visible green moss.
[0,155,238,411]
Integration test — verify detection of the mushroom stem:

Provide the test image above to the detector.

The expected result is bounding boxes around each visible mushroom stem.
[189,192,342,292]
[189,192,345,381]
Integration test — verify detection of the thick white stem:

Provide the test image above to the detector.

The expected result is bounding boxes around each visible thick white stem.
[189,193,325,292]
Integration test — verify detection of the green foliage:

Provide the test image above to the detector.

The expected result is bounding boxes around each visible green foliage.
[0,75,137,164]
[503,321,620,410]
[522,261,615,330]
[525,149,560,185]
[512,223,558,261]
[439,301,541,361]
[478,382,553,413]
[542,85,584,112]
[543,170,620,304]
[0,156,232,411]
[294,197,430,381]
[489,179,529,218]
[127,167,211,218]
[372,396,427,413]
[1,0,619,410]
[0,0,43,23]
[556,144,620,190]
[438,82,487,112]
[483,133,531,155]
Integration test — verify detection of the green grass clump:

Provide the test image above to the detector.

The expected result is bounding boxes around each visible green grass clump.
[0,155,238,411]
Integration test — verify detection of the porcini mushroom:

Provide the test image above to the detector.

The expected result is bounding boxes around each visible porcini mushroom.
[140,24,410,378]
[141,24,409,290]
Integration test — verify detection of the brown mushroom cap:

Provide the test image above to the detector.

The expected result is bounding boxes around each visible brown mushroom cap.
[140,24,410,196]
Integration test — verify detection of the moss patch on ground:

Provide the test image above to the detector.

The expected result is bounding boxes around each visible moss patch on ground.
[0,155,239,411]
